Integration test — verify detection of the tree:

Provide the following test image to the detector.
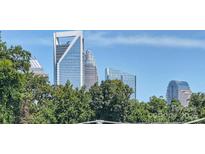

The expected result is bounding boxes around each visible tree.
[0,59,24,123]
[1,39,205,124]
[167,99,183,123]
[189,93,205,108]
[189,93,205,118]
[53,82,94,124]
[89,80,133,122]
[0,42,31,73]
[178,107,198,123]
[148,96,168,113]
[126,100,152,123]
[20,73,56,124]
[0,41,31,123]
[146,96,169,123]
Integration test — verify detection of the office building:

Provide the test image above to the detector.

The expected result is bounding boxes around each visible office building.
[53,31,84,87]
[166,80,192,106]
[30,57,47,77]
[84,50,98,89]
[105,68,136,99]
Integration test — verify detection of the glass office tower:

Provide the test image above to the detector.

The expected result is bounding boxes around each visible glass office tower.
[84,50,98,90]
[105,68,136,99]
[166,80,192,106]
[53,31,84,87]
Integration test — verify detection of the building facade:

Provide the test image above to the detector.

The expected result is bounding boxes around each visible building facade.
[166,80,192,106]
[84,50,98,89]
[30,57,47,77]
[105,68,136,99]
[54,31,98,89]
[53,31,84,87]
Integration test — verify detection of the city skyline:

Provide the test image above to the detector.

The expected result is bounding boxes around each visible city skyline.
[2,30,205,101]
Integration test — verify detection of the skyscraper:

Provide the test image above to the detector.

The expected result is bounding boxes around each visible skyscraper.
[84,50,98,89]
[30,57,47,77]
[105,68,136,99]
[53,31,84,87]
[166,80,192,106]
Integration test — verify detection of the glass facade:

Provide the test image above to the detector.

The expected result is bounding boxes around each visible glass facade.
[105,68,136,99]
[166,80,192,106]
[58,38,81,87]
[54,31,83,88]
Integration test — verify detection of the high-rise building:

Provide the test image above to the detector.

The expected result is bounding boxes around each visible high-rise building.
[53,31,84,87]
[84,50,98,89]
[105,68,136,99]
[30,57,47,77]
[53,31,98,89]
[166,80,192,106]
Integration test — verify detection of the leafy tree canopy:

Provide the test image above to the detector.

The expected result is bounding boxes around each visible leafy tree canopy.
[0,41,204,124]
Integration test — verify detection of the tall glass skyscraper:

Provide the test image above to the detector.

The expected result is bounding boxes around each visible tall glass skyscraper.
[84,50,98,90]
[54,31,98,89]
[53,31,84,87]
[166,80,192,106]
[105,68,136,99]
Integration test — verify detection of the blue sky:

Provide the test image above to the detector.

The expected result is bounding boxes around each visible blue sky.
[2,30,205,102]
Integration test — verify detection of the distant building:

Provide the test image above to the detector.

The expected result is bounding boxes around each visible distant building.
[84,50,98,89]
[166,80,192,106]
[30,57,47,77]
[105,68,136,99]
[53,31,84,87]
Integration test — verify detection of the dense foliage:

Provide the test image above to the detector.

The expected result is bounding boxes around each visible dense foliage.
[0,41,205,124]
